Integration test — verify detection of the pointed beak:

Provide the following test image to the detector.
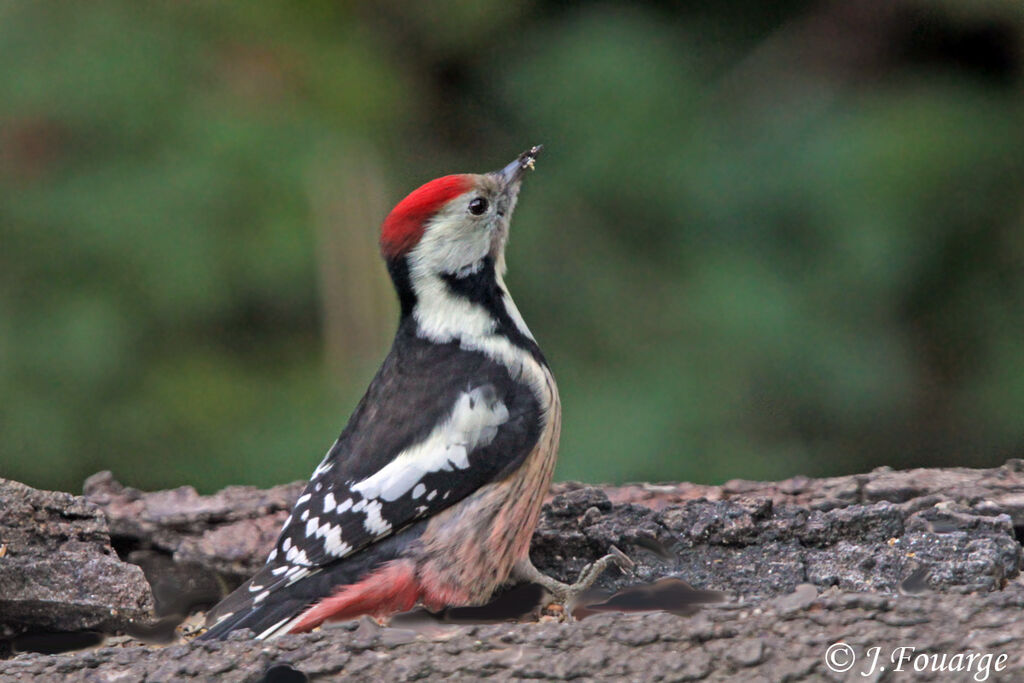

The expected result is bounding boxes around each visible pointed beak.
[496,145,543,187]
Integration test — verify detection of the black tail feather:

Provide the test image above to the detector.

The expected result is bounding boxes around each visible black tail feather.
[199,595,309,641]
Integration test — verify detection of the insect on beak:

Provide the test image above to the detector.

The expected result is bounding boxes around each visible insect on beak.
[496,145,543,187]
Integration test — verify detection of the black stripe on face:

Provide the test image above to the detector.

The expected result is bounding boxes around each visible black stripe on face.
[440,257,546,365]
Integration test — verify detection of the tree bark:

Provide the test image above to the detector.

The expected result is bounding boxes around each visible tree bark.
[3,461,1024,680]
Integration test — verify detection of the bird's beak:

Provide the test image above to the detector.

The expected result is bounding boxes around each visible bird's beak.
[496,145,543,187]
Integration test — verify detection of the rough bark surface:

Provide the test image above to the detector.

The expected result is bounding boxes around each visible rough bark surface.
[0,479,154,638]
[3,462,1024,680]
[82,471,303,579]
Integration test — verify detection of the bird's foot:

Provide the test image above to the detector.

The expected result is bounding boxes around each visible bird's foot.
[513,545,634,618]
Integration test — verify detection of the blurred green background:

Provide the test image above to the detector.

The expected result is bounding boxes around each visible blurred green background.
[2,0,1023,494]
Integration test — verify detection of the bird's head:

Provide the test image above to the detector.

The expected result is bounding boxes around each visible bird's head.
[380,147,541,300]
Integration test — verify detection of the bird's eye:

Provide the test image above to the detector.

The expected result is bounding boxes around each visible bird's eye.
[468,197,488,215]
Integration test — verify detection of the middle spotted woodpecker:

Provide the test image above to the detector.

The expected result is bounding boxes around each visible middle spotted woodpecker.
[201,147,627,640]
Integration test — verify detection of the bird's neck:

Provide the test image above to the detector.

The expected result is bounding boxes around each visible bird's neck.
[388,256,545,366]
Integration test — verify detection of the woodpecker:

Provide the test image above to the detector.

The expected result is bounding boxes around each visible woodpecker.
[200,147,625,640]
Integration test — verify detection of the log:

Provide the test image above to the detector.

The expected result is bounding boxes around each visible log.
[3,461,1024,680]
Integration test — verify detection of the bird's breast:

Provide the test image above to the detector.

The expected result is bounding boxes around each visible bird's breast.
[413,364,560,608]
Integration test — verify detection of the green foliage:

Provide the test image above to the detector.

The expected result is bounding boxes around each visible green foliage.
[1,1,1022,492]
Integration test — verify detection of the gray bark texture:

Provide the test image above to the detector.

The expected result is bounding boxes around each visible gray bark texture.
[3,462,1024,681]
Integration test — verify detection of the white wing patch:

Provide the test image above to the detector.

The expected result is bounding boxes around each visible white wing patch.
[322,524,351,557]
[263,385,510,584]
[351,386,510,502]
[285,544,310,566]
[305,517,351,557]
[359,498,390,536]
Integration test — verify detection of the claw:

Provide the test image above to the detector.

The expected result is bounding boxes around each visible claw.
[573,545,634,592]
[512,545,635,620]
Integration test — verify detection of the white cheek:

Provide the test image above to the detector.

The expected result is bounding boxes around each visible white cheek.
[411,209,493,275]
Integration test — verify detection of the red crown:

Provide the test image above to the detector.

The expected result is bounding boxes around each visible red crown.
[380,175,472,258]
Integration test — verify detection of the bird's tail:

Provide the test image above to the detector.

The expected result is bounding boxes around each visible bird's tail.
[199,559,421,641]
[199,595,308,641]
[199,518,432,640]
[198,566,311,641]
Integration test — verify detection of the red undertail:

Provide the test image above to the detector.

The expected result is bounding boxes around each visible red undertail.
[285,560,422,634]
